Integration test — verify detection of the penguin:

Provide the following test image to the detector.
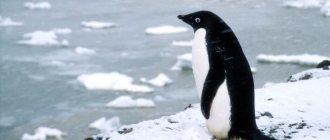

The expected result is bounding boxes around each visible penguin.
[178,11,275,140]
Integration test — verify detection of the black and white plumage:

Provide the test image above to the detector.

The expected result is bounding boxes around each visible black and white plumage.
[178,11,275,140]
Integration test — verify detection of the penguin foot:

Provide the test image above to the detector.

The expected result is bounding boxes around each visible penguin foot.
[228,130,276,140]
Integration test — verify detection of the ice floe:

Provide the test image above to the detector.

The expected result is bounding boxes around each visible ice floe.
[256,54,330,66]
[321,1,330,17]
[92,74,330,140]
[22,127,66,140]
[77,72,154,93]
[140,73,172,87]
[0,16,24,27]
[171,53,192,71]
[106,96,155,108]
[283,0,324,8]
[81,21,116,29]
[17,28,72,46]
[171,40,192,47]
[287,66,330,82]
[145,25,188,35]
[89,117,121,132]
[75,46,96,55]
[24,1,51,10]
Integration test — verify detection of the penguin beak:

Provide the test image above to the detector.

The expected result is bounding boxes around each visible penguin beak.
[177,15,185,20]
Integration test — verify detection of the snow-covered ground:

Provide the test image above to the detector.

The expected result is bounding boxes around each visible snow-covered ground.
[145,25,188,35]
[77,72,154,93]
[140,73,172,87]
[89,117,121,132]
[287,66,330,82]
[22,127,66,140]
[91,69,330,140]
[24,1,52,10]
[256,54,330,66]
[106,96,155,108]
[283,0,330,17]
[17,28,71,46]
[0,16,24,27]
[81,21,116,29]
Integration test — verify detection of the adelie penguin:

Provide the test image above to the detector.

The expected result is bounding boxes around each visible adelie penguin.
[178,11,276,140]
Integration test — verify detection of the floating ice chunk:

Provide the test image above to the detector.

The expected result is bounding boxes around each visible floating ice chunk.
[81,21,116,29]
[171,53,192,71]
[321,1,330,17]
[106,96,155,108]
[145,25,188,35]
[75,46,96,55]
[140,73,172,87]
[89,117,121,132]
[251,67,257,73]
[17,29,71,46]
[256,54,330,66]
[24,1,51,10]
[0,16,24,27]
[287,67,330,82]
[172,40,193,47]
[22,127,66,140]
[283,0,323,8]
[77,72,154,93]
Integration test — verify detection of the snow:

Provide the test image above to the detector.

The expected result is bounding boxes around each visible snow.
[24,1,51,10]
[287,67,330,82]
[145,25,188,35]
[283,0,324,8]
[93,75,330,140]
[171,53,192,71]
[251,67,257,73]
[22,127,66,140]
[171,40,192,47]
[140,73,172,87]
[0,16,24,27]
[106,96,155,108]
[77,72,154,93]
[321,1,330,17]
[17,28,72,46]
[81,21,116,29]
[256,54,330,66]
[89,117,121,132]
[75,47,96,55]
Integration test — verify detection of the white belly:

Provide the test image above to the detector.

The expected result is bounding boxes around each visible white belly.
[192,28,231,139]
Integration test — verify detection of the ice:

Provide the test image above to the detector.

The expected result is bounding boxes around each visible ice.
[75,47,96,55]
[171,53,192,71]
[24,1,51,10]
[17,28,71,46]
[171,40,193,47]
[251,67,257,73]
[93,74,330,140]
[0,16,24,27]
[287,67,330,82]
[140,73,172,87]
[89,117,121,132]
[81,21,116,29]
[283,0,324,8]
[256,54,330,66]
[22,127,66,140]
[77,72,154,93]
[145,25,188,35]
[106,96,155,108]
[321,1,330,17]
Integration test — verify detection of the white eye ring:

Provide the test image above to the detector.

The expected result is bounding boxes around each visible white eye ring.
[195,18,201,23]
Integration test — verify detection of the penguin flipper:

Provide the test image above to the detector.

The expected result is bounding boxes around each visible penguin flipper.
[201,68,225,119]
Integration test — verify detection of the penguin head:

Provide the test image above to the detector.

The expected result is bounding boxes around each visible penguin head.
[178,11,221,32]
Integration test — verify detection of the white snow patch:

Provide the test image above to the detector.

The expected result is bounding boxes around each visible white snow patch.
[89,117,121,132]
[256,54,330,66]
[287,67,330,82]
[17,28,71,46]
[140,73,172,87]
[321,1,330,17]
[283,0,324,8]
[94,76,330,140]
[24,1,51,10]
[81,21,116,29]
[172,40,193,47]
[75,47,96,55]
[171,53,192,71]
[0,16,24,27]
[145,25,188,35]
[251,67,257,73]
[106,96,155,108]
[22,127,66,140]
[77,72,154,93]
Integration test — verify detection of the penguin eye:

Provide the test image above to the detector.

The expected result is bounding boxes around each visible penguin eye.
[195,18,201,23]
